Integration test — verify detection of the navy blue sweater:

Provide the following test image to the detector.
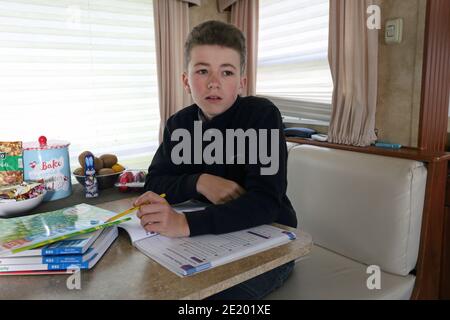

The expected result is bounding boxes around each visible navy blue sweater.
[144,96,297,236]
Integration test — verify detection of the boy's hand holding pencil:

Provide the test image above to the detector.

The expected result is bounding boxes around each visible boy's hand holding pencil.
[133,192,190,238]
[105,193,166,223]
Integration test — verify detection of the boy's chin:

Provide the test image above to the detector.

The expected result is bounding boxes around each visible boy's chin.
[198,104,232,119]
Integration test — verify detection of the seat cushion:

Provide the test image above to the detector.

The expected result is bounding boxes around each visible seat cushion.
[286,142,298,153]
[286,145,427,276]
[265,245,416,300]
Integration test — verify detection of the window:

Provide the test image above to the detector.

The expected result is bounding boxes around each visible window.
[257,0,333,125]
[0,0,159,170]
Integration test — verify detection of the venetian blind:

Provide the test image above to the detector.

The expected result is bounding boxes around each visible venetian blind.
[257,0,333,124]
[0,0,159,170]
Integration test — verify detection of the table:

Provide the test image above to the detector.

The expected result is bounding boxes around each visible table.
[0,197,312,300]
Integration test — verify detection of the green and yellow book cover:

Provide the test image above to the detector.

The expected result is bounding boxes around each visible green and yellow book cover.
[0,203,130,256]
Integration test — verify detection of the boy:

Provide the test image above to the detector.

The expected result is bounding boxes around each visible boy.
[134,20,297,299]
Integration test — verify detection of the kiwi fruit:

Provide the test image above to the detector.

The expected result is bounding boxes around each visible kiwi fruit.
[73,167,84,176]
[98,168,115,176]
[99,154,118,168]
[94,157,104,171]
[78,151,93,168]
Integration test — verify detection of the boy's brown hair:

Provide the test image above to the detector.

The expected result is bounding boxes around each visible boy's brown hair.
[184,20,246,75]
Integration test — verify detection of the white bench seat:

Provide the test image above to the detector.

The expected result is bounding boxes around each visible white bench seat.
[267,144,427,300]
[266,245,416,300]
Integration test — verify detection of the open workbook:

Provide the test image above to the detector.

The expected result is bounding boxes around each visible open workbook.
[119,200,297,277]
[135,224,296,277]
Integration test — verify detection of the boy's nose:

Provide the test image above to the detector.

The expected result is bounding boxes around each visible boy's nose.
[207,82,219,89]
[207,74,220,89]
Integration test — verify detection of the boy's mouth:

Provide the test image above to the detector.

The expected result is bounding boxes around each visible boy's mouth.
[205,95,222,102]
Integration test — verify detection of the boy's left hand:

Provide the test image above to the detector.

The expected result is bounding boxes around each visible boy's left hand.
[133,192,190,238]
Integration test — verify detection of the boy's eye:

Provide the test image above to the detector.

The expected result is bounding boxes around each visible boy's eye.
[196,69,208,75]
[223,71,234,76]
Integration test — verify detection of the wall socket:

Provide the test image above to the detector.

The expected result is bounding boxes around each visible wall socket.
[385,18,403,44]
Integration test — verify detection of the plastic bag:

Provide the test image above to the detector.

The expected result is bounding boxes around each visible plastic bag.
[0,141,24,186]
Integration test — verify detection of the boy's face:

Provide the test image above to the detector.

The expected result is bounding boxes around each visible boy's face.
[183,45,247,120]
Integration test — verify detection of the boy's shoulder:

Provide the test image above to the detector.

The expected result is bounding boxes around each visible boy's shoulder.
[166,104,198,128]
[237,96,282,119]
[239,95,276,108]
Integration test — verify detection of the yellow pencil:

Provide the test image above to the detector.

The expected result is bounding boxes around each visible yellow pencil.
[105,193,166,223]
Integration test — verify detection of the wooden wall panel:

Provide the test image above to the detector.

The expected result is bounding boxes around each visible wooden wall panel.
[414,0,450,299]
[418,0,450,152]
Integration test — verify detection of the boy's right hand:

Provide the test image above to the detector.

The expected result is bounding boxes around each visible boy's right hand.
[196,174,245,204]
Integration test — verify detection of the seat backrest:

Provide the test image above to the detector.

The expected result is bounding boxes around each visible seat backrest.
[287,145,427,276]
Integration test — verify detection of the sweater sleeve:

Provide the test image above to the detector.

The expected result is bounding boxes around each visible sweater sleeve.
[144,123,201,204]
[184,105,289,236]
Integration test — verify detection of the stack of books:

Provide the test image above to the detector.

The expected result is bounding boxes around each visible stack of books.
[0,227,118,275]
[0,203,127,275]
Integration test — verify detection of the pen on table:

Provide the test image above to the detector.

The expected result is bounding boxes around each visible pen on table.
[105,193,166,223]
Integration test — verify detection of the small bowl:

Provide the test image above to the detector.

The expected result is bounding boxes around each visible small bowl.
[0,190,47,218]
[73,171,122,190]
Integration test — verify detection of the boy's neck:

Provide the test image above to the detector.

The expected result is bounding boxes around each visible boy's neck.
[197,96,241,123]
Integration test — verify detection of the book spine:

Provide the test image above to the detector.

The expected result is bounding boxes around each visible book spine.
[0,256,42,265]
[0,270,73,276]
[0,262,89,272]
[47,261,89,270]
[0,254,85,265]
[42,247,83,256]
[0,264,46,272]
[42,255,85,264]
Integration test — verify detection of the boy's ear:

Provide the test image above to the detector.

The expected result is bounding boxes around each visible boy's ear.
[182,72,191,94]
[239,76,247,95]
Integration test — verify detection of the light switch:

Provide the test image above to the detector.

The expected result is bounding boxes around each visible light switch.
[385,18,403,44]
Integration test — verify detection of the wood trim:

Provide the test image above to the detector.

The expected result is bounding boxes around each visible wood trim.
[418,0,450,152]
[441,207,450,299]
[286,138,450,163]
[446,176,450,207]
[415,0,450,300]
[411,161,447,299]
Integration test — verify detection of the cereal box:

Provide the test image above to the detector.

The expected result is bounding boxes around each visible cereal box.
[0,142,24,186]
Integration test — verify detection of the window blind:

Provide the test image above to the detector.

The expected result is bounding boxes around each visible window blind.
[257,0,333,123]
[0,0,159,170]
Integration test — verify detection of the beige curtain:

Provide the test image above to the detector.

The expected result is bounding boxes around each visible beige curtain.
[327,0,379,146]
[218,0,259,96]
[153,0,198,142]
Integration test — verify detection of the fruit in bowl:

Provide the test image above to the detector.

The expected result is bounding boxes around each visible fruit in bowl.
[73,151,125,189]
[73,170,122,190]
